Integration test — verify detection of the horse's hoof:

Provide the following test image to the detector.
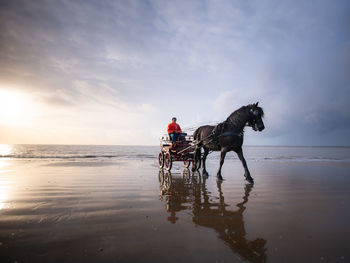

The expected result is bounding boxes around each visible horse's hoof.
[217,174,223,181]
[191,167,196,172]
[203,170,209,176]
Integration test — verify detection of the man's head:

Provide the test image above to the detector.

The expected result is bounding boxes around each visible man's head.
[172,117,177,123]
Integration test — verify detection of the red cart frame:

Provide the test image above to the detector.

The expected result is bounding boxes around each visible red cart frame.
[158,134,195,171]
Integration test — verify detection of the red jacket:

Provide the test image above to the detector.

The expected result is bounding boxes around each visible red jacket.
[167,122,182,134]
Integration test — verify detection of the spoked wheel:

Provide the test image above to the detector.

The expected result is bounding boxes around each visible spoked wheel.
[164,152,172,171]
[158,152,164,168]
[184,159,191,169]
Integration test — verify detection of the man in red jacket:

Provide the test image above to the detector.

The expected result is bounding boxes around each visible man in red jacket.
[167,117,185,144]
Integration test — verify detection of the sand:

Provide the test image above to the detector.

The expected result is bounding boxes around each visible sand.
[0,158,349,262]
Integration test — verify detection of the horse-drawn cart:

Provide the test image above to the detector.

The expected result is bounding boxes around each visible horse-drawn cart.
[158,134,196,171]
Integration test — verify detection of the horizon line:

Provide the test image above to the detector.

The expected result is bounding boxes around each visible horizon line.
[1,143,349,148]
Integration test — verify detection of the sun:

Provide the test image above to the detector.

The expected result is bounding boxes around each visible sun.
[0,89,26,125]
[0,144,12,157]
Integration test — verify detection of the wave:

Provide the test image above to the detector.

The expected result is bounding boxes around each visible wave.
[0,154,157,159]
[208,155,350,162]
[1,145,349,163]
[262,156,349,162]
[1,154,349,162]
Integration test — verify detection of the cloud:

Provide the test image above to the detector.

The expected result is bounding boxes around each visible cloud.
[0,0,349,145]
[139,103,156,113]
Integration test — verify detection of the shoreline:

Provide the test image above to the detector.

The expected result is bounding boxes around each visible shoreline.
[0,153,349,262]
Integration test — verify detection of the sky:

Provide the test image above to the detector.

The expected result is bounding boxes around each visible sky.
[0,0,349,146]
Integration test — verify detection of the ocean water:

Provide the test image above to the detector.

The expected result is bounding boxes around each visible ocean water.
[0,144,350,164]
[1,144,350,262]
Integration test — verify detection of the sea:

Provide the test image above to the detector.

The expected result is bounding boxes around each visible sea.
[1,144,350,164]
[1,143,350,262]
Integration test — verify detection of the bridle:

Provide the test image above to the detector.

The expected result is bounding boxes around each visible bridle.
[247,108,261,131]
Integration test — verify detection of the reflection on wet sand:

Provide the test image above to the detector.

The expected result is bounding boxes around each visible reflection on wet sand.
[159,169,267,263]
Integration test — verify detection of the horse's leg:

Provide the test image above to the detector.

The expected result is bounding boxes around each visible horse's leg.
[192,146,201,172]
[202,147,209,175]
[191,147,198,172]
[236,147,254,183]
[217,148,227,180]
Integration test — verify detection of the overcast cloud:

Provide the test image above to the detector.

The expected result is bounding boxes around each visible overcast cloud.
[0,0,349,145]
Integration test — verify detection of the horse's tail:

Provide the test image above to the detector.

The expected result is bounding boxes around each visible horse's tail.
[192,127,202,171]
[193,127,201,144]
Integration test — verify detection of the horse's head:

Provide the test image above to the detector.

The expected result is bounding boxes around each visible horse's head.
[247,102,265,132]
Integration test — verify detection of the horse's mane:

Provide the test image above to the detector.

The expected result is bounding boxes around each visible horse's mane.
[226,105,264,127]
[225,106,247,127]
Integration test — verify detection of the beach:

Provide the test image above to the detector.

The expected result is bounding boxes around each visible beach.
[0,145,349,262]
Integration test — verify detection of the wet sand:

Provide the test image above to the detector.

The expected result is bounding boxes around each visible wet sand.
[0,158,349,262]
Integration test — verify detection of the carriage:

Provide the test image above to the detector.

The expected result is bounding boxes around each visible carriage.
[158,103,264,182]
[158,134,196,171]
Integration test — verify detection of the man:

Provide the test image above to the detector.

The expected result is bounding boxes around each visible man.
[167,117,185,144]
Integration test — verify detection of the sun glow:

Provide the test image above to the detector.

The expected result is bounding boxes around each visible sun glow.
[0,144,12,157]
[0,89,29,126]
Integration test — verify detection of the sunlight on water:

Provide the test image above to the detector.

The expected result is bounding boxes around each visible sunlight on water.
[0,157,11,174]
[0,180,12,210]
[0,144,12,157]
[0,157,13,210]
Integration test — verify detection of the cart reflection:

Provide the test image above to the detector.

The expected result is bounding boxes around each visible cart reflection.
[158,169,267,263]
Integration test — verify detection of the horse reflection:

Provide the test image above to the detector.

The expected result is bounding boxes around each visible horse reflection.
[158,169,267,263]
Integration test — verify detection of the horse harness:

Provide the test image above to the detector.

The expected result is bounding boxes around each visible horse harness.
[211,120,243,145]
[178,120,243,154]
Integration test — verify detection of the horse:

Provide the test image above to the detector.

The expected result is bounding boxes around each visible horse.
[191,102,265,183]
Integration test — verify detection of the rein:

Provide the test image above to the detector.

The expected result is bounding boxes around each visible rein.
[181,107,251,154]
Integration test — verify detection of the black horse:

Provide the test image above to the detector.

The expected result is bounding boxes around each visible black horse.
[192,102,265,182]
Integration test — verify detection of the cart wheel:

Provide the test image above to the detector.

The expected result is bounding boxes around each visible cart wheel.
[158,152,164,168]
[184,159,191,168]
[164,152,172,171]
